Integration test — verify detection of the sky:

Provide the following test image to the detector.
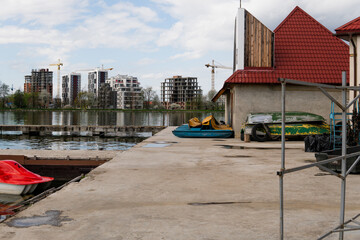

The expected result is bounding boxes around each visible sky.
[0,0,358,97]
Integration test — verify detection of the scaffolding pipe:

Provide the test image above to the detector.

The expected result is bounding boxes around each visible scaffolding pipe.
[339,71,347,240]
[279,81,286,240]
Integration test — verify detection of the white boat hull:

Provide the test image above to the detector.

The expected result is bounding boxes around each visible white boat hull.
[0,182,38,195]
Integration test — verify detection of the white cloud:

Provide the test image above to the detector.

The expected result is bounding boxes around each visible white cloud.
[0,26,60,44]
[170,51,202,60]
[100,59,116,64]
[153,0,359,60]
[0,0,88,26]
[237,0,359,31]
[107,2,160,22]
[0,0,359,94]
[0,1,162,63]
[153,0,239,59]
[137,58,156,66]
[63,2,161,51]
[140,72,167,81]
[157,22,183,47]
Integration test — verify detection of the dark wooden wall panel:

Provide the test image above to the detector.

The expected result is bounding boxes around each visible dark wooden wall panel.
[244,11,274,68]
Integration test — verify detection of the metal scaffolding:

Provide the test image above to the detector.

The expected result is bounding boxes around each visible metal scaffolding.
[278,72,360,240]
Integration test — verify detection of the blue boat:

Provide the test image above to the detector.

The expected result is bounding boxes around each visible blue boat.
[172,116,234,138]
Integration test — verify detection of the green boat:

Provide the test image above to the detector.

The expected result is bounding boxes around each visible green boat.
[241,112,330,142]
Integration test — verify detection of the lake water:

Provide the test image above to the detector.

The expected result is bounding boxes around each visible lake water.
[0,111,224,126]
[0,111,225,150]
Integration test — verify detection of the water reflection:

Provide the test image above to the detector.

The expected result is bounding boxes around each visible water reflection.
[0,135,144,150]
[0,111,225,127]
[0,194,26,221]
[0,111,225,151]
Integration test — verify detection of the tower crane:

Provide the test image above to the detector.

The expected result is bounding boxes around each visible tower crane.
[49,59,63,98]
[205,60,232,91]
[75,66,114,72]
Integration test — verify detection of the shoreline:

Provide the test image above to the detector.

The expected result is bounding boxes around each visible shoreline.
[0,108,225,113]
[0,149,120,159]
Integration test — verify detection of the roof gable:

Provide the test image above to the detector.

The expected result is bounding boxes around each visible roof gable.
[225,6,349,85]
[335,16,360,34]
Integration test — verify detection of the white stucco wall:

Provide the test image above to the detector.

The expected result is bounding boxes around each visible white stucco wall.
[235,8,245,70]
[349,36,360,107]
[227,84,343,138]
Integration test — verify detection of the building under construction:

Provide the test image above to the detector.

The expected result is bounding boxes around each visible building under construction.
[24,69,53,98]
[161,76,202,109]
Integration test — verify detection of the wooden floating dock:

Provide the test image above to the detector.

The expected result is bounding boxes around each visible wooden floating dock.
[0,125,166,137]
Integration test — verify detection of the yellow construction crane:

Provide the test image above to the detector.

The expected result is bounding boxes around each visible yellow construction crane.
[205,60,232,91]
[49,59,63,98]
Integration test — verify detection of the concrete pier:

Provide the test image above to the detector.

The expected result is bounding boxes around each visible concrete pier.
[1,127,360,239]
[0,125,165,136]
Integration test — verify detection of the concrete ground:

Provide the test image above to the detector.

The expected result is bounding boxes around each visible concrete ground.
[0,127,360,239]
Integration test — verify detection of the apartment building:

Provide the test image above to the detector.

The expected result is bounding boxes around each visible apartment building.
[62,73,81,106]
[98,83,117,109]
[88,70,108,97]
[106,75,143,109]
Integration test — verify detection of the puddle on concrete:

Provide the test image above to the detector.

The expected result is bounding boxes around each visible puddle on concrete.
[216,145,281,150]
[188,201,252,206]
[6,210,72,228]
[314,173,332,176]
[143,141,177,148]
[143,143,171,148]
[224,155,252,158]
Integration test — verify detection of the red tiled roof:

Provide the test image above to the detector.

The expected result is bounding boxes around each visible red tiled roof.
[335,16,360,34]
[225,6,349,85]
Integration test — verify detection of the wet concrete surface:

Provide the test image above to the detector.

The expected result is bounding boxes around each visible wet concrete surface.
[142,141,178,148]
[142,143,172,148]
[216,144,282,150]
[0,127,360,239]
[223,155,252,158]
[6,210,71,228]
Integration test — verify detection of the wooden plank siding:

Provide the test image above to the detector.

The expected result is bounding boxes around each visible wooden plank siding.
[244,11,274,68]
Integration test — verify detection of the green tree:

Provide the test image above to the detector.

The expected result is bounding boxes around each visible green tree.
[151,95,164,109]
[24,92,39,108]
[205,90,217,110]
[39,91,51,108]
[0,82,10,108]
[207,90,217,101]
[141,87,157,109]
[13,90,26,108]
[74,91,97,109]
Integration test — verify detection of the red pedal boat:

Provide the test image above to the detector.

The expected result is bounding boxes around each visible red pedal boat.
[0,160,53,195]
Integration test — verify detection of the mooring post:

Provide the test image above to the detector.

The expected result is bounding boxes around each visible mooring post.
[339,71,347,240]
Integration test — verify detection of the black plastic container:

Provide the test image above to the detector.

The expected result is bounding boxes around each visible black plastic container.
[315,146,360,174]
